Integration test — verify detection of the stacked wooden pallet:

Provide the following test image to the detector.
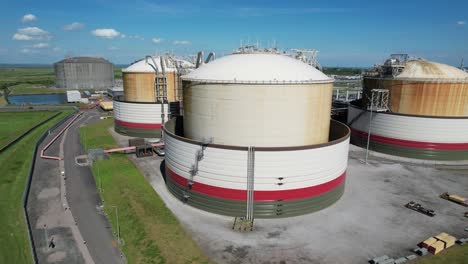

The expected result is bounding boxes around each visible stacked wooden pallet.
[419,232,456,255]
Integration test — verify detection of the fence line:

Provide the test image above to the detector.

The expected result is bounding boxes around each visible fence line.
[21,108,77,263]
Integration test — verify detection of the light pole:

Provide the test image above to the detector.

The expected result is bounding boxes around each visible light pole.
[44,224,48,249]
[97,163,102,193]
[110,205,120,244]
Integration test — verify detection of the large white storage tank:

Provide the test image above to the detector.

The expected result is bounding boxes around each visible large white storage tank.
[113,55,194,138]
[182,53,333,147]
[350,55,468,161]
[163,51,351,218]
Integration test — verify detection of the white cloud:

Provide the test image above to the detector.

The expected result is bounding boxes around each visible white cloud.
[129,35,145,40]
[152,38,163,44]
[12,33,33,40]
[91,28,121,39]
[22,14,37,23]
[21,48,33,53]
[457,21,466,25]
[108,46,119,51]
[12,27,51,41]
[173,40,191,45]
[19,27,48,35]
[53,47,61,52]
[121,34,126,38]
[64,22,84,31]
[32,43,49,48]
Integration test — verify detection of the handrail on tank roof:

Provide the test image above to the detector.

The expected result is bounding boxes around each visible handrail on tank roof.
[180,78,334,84]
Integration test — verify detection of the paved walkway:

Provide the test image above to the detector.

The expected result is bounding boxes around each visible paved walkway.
[27,109,123,264]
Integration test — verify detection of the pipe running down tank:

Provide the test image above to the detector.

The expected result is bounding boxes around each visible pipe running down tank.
[348,55,468,161]
[163,49,351,218]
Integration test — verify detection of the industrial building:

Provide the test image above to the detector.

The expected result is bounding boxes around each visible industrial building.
[113,55,194,138]
[348,54,468,161]
[163,50,350,218]
[54,57,114,89]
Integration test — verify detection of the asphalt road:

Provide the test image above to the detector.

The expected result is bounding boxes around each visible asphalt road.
[28,112,86,263]
[28,109,123,264]
[65,110,123,264]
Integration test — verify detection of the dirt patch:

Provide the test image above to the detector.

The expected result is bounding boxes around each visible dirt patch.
[46,251,66,262]
[37,188,60,200]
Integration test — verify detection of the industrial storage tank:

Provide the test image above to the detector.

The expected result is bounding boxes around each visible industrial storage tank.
[122,56,193,102]
[113,55,194,138]
[182,53,333,147]
[349,54,468,161]
[54,57,114,89]
[163,50,351,218]
[362,57,468,116]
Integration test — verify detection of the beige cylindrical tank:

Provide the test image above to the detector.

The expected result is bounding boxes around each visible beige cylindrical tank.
[181,53,334,147]
[363,60,468,117]
[122,56,192,102]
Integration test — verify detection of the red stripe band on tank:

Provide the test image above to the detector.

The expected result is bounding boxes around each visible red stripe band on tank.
[166,168,346,202]
[351,128,468,150]
[115,119,162,129]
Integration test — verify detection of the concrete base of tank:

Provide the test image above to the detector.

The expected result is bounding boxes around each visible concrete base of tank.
[349,141,468,167]
[109,128,468,264]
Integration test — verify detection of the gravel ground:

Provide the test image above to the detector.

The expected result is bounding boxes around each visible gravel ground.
[110,130,468,264]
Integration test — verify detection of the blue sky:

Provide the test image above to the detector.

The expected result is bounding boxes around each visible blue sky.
[0,0,466,67]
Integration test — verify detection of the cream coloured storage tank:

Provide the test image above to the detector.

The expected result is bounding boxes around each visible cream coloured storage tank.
[363,59,468,117]
[114,56,193,138]
[122,56,193,103]
[350,56,468,161]
[181,53,334,147]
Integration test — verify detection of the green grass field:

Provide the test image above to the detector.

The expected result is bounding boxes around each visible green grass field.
[0,110,72,264]
[0,68,55,87]
[0,67,122,98]
[0,111,58,148]
[114,68,122,79]
[7,83,66,95]
[323,67,364,76]
[414,244,468,263]
[0,95,7,106]
[80,119,210,264]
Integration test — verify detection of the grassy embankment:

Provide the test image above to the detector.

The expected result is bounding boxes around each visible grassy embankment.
[0,67,123,102]
[414,244,468,264]
[0,68,57,95]
[322,67,364,76]
[114,67,122,79]
[0,94,7,106]
[0,111,58,148]
[0,110,72,264]
[79,119,210,264]
[7,83,66,95]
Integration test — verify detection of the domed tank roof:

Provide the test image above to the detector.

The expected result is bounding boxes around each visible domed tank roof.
[182,53,333,84]
[56,57,111,64]
[396,60,468,81]
[123,56,194,73]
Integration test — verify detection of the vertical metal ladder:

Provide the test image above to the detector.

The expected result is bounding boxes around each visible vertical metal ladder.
[145,55,168,125]
[246,146,255,222]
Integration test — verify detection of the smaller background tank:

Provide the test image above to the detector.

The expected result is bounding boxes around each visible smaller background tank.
[54,57,114,89]
[113,55,194,138]
[348,55,468,161]
[122,55,194,103]
[362,55,468,117]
